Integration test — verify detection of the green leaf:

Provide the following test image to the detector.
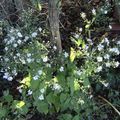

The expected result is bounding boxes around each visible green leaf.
[21,73,31,87]
[37,102,48,114]
[70,48,76,62]
[72,115,80,120]
[60,93,67,103]
[67,77,74,95]
[83,78,90,88]
[31,80,40,90]
[0,107,7,118]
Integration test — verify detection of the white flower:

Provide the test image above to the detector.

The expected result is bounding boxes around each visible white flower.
[53,45,57,50]
[81,12,86,19]
[76,70,82,76]
[40,88,45,93]
[74,34,79,39]
[79,28,82,32]
[38,27,42,32]
[92,9,96,15]
[109,25,112,29]
[17,39,22,44]
[96,66,102,72]
[59,66,64,72]
[27,58,32,63]
[3,72,9,79]
[7,76,13,81]
[97,44,104,51]
[28,90,32,95]
[104,38,109,45]
[64,52,69,58]
[24,36,29,41]
[38,94,44,100]
[104,54,110,59]
[17,87,22,93]
[97,56,103,62]
[5,47,8,51]
[109,48,119,55]
[33,75,39,80]
[117,41,120,45]
[32,32,37,38]
[114,61,119,67]
[16,53,20,57]
[4,58,9,62]
[27,53,32,57]
[104,10,108,14]
[38,70,42,75]
[103,82,109,87]
[105,62,111,67]
[13,43,17,47]
[42,56,48,62]
[46,64,51,68]
[52,83,62,91]
[17,32,23,37]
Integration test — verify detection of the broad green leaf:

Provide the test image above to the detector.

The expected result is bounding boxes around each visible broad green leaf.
[72,115,80,120]
[37,102,48,114]
[60,93,67,103]
[70,48,76,62]
[21,73,31,87]
[83,78,90,88]
[67,77,74,95]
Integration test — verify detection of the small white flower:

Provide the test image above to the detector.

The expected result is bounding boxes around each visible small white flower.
[97,44,104,51]
[96,66,102,72]
[38,27,42,32]
[38,70,42,75]
[16,53,20,57]
[3,72,9,79]
[117,41,120,45]
[32,32,37,38]
[17,32,23,37]
[42,56,48,62]
[76,70,82,76]
[28,90,32,95]
[74,34,79,39]
[38,94,44,100]
[52,83,62,91]
[5,47,8,51]
[17,87,22,93]
[109,25,112,29]
[109,48,119,55]
[27,58,32,63]
[79,28,82,32]
[33,75,39,80]
[24,36,29,41]
[114,61,119,67]
[53,45,57,50]
[97,56,103,62]
[17,39,22,44]
[46,64,51,68]
[81,12,86,19]
[92,9,96,15]
[40,88,45,93]
[64,52,69,58]
[13,43,17,47]
[105,62,111,67]
[104,54,110,59]
[59,66,64,72]
[104,10,108,14]
[4,58,9,62]
[7,76,13,81]
[27,53,32,57]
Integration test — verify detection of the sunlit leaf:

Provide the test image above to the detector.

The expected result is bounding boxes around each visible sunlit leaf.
[70,48,76,62]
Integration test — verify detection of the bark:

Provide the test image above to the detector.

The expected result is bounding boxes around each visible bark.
[48,0,62,53]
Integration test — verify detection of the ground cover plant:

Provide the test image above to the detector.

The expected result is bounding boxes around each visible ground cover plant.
[0,0,120,120]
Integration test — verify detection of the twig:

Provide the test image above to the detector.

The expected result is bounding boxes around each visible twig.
[98,95,120,116]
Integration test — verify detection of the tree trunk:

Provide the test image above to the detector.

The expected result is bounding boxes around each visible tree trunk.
[48,0,62,53]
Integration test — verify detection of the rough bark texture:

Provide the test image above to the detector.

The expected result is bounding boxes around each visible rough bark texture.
[48,0,62,53]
